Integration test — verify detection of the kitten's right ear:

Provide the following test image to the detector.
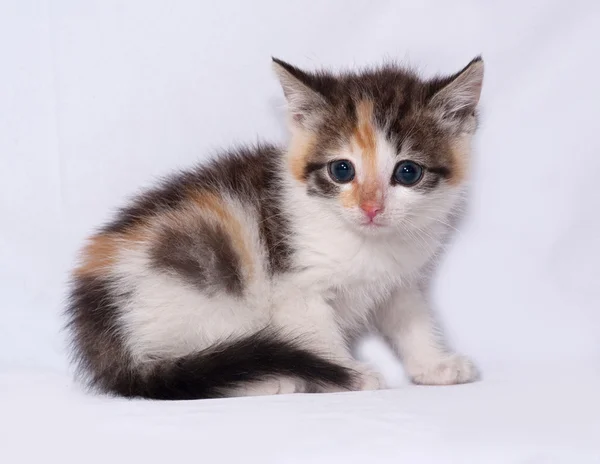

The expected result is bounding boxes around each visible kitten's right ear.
[272,57,327,130]
[429,56,484,120]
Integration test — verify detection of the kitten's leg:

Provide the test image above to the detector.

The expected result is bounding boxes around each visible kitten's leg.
[272,292,384,392]
[375,285,479,385]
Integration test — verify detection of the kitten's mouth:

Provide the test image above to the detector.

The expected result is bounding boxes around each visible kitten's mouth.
[361,220,385,229]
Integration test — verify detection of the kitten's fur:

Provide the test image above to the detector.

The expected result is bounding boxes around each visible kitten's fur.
[66,56,484,399]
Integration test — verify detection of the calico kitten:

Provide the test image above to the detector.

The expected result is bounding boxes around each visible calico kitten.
[66,56,484,399]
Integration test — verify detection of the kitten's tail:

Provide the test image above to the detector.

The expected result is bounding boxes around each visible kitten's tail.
[109,330,355,400]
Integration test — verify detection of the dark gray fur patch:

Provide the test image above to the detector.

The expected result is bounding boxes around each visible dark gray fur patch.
[150,220,244,297]
[303,161,326,180]
[65,275,134,394]
[307,169,340,198]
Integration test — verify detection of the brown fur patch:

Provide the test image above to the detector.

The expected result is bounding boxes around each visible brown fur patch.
[288,130,317,183]
[188,191,255,279]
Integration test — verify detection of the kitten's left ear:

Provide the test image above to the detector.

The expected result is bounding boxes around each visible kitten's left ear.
[272,57,327,130]
[429,56,484,120]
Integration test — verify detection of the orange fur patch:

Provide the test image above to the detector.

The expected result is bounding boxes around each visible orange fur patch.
[188,191,255,279]
[340,186,360,209]
[354,100,377,161]
[348,99,381,208]
[448,136,471,186]
[287,130,317,183]
[74,234,119,278]
[74,227,149,278]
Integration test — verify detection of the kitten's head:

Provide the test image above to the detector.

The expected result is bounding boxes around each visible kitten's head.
[273,57,484,236]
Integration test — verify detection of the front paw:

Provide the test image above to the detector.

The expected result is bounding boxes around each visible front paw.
[350,362,386,391]
[408,354,479,386]
[320,362,386,393]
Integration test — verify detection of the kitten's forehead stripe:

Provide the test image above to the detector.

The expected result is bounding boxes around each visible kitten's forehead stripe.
[352,99,380,206]
[354,100,377,162]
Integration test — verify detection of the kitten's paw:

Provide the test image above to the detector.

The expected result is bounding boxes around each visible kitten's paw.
[274,377,303,395]
[351,362,386,391]
[318,362,385,393]
[409,354,479,386]
[235,377,304,397]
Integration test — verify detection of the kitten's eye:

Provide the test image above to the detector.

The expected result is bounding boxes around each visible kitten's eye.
[393,160,423,186]
[328,160,355,184]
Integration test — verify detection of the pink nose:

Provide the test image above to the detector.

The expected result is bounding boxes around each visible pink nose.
[360,202,383,220]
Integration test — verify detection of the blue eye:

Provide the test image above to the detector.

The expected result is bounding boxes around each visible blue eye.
[328,160,355,183]
[393,160,423,186]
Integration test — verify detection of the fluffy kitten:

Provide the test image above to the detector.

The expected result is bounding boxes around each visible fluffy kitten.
[66,56,484,399]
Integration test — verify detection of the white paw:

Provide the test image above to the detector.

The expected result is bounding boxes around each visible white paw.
[236,377,304,397]
[351,362,386,391]
[276,377,302,395]
[409,354,479,386]
[315,362,385,393]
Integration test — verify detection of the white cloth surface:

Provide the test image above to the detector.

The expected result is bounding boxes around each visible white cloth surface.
[1,365,599,463]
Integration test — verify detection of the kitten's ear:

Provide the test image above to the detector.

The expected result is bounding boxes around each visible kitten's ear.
[429,56,484,120]
[272,57,327,130]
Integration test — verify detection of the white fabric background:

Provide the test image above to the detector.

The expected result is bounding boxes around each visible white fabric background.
[1,1,599,462]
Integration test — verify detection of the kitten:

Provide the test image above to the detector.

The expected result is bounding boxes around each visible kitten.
[65,56,484,399]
